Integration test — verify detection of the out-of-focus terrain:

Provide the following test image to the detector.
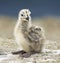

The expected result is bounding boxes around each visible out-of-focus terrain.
[0,16,60,42]
[0,16,60,63]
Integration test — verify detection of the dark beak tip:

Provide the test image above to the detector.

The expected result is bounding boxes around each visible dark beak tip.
[26,17,29,20]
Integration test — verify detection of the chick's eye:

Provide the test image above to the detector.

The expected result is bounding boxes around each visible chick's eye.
[21,14,23,16]
[35,28,41,31]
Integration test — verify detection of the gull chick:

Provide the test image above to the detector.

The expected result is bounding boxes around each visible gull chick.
[13,9,45,54]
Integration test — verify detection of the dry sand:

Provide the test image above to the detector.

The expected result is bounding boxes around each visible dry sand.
[0,16,60,63]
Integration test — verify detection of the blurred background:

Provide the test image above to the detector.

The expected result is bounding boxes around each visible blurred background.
[0,0,60,44]
[0,0,60,17]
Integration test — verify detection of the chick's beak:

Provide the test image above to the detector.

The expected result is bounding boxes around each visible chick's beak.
[26,16,29,20]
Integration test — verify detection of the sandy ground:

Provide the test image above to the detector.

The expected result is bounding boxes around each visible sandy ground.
[0,16,60,63]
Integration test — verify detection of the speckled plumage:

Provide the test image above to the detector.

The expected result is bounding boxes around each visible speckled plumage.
[14,9,45,53]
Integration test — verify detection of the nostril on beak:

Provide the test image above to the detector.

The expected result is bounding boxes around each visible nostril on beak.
[26,17,29,20]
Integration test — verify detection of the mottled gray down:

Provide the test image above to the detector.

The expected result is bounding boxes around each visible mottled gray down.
[27,26,41,42]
